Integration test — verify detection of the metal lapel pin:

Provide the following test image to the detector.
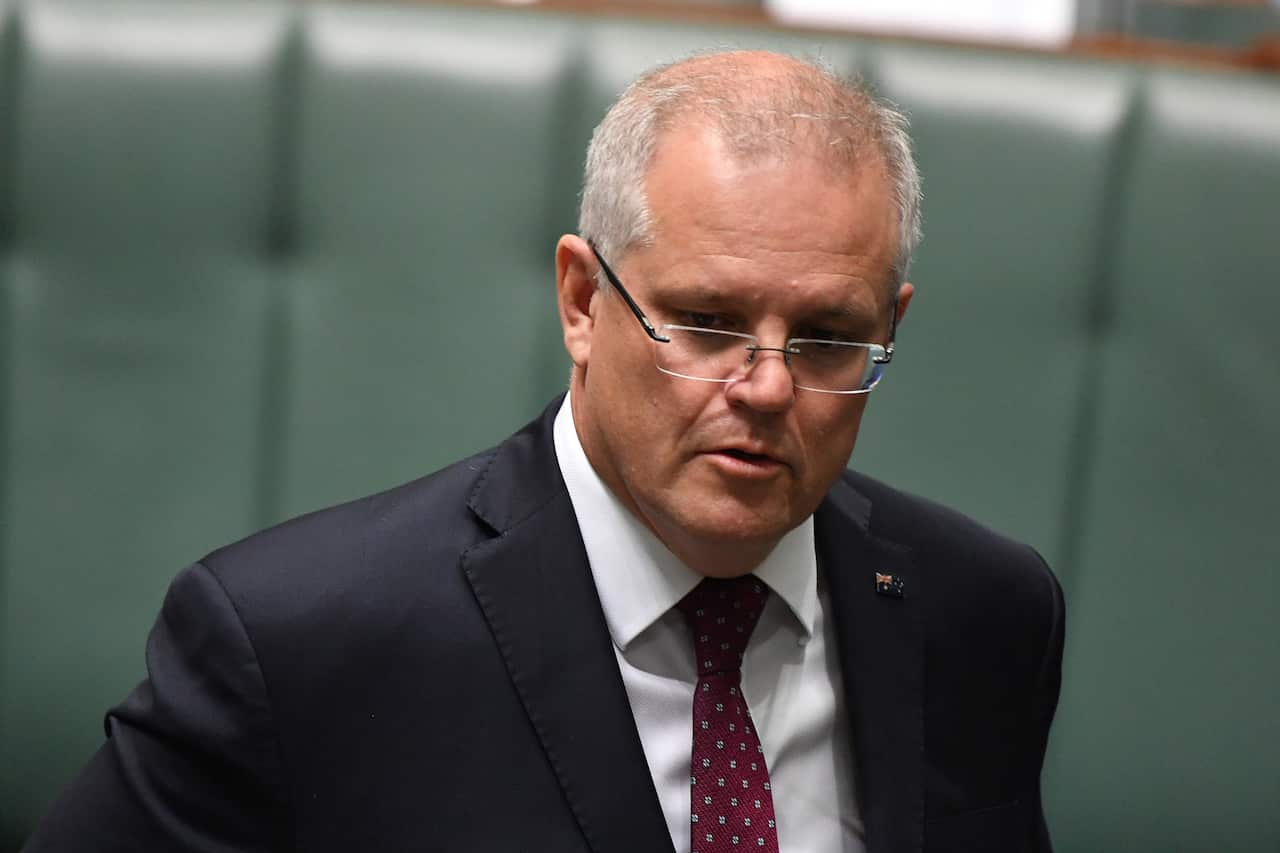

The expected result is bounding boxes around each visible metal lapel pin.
[874,572,905,599]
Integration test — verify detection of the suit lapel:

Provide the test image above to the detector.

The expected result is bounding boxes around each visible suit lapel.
[461,403,675,853]
[818,480,925,853]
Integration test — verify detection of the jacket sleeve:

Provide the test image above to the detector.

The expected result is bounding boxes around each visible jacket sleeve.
[23,561,291,852]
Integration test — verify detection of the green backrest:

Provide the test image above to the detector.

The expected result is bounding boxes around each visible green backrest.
[1,2,1277,850]
[0,2,290,841]
[1043,68,1280,852]
[275,4,576,517]
[855,45,1136,568]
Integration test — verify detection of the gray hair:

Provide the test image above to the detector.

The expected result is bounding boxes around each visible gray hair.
[579,50,922,296]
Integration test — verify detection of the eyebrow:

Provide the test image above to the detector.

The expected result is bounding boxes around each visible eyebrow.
[648,284,738,306]
[805,304,869,322]
[649,283,880,326]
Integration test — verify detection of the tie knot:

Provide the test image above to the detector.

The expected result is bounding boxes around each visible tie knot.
[677,576,770,676]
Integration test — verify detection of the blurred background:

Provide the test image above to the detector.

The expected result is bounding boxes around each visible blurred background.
[0,0,1277,849]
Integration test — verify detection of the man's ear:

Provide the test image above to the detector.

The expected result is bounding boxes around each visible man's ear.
[895,282,915,329]
[556,234,600,369]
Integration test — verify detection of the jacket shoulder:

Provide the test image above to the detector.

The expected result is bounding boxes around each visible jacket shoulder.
[200,447,497,609]
[840,468,1060,603]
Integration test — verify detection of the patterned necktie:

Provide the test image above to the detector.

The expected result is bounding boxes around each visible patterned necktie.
[678,576,779,853]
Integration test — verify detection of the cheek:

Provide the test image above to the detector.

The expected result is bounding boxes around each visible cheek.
[808,400,867,464]
[847,397,871,441]
[638,389,701,460]
[608,371,687,458]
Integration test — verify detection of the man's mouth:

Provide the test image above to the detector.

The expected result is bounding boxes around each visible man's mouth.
[707,447,788,477]
[720,448,774,464]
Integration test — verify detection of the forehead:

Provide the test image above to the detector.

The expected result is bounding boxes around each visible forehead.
[634,123,899,310]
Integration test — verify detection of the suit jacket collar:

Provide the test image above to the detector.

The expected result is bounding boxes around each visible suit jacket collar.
[463,398,924,853]
[818,479,925,853]
[462,397,676,853]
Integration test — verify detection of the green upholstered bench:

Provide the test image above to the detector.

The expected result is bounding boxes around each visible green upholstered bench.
[1,2,1276,850]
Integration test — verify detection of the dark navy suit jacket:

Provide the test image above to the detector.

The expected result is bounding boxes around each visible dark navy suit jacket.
[26,397,1064,852]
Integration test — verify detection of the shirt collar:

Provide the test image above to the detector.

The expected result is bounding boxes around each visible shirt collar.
[553,394,817,651]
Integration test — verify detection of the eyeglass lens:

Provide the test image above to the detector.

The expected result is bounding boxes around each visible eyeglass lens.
[653,326,884,393]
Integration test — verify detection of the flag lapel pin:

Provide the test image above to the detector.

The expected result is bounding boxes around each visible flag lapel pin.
[874,572,905,599]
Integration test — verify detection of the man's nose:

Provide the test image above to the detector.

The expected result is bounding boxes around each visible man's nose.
[726,348,795,412]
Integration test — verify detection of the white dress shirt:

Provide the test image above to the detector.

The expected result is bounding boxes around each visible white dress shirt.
[553,395,866,853]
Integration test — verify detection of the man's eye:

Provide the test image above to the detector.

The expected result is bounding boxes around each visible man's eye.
[797,326,854,343]
[683,312,730,330]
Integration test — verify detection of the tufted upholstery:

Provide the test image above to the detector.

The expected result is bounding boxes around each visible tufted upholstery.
[0,2,1276,850]
[1045,68,1280,852]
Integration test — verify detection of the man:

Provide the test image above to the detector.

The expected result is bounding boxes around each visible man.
[26,51,1063,852]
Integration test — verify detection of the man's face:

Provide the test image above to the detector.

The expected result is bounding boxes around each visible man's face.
[559,123,911,576]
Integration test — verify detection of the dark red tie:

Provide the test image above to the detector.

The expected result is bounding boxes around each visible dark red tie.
[678,576,779,853]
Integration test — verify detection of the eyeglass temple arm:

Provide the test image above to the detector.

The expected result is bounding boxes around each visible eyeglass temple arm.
[875,297,901,364]
[587,241,671,343]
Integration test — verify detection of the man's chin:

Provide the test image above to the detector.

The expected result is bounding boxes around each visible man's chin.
[669,499,798,556]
